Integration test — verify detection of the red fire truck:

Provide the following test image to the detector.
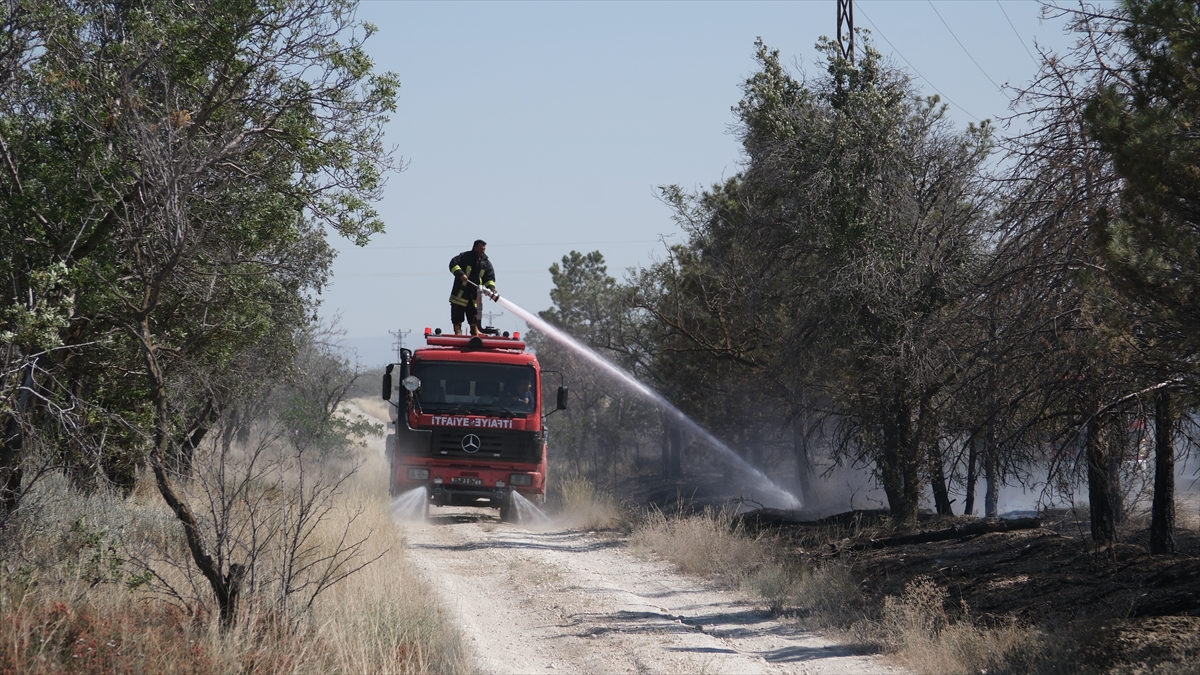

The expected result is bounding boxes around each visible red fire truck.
[382,328,567,521]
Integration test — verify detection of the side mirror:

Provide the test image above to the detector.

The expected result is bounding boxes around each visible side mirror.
[556,385,568,411]
[382,364,394,401]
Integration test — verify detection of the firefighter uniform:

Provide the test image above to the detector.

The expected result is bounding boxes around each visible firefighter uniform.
[448,249,496,333]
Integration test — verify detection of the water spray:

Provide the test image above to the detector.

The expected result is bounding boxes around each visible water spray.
[470,280,802,510]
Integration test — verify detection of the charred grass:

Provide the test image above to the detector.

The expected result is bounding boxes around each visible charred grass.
[0,445,470,674]
[630,504,1200,674]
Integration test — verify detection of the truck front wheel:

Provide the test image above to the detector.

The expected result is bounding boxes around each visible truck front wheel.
[499,493,517,523]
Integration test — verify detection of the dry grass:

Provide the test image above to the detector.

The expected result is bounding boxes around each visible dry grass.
[630,507,862,624]
[629,508,1049,674]
[312,483,470,674]
[630,506,775,578]
[846,576,1042,675]
[549,476,624,530]
[0,435,470,674]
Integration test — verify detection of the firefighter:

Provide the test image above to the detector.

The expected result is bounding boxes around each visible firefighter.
[448,239,497,336]
[504,377,535,412]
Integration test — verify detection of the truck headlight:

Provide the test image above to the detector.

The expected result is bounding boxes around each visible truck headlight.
[509,473,533,487]
[407,468,430,481]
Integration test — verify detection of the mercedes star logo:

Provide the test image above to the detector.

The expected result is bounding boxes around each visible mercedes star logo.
[461,434,481,453]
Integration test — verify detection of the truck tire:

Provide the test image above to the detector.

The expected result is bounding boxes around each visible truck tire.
[499,494,517,523]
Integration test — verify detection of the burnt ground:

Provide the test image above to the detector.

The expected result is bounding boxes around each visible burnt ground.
[750,510,1200,674]
[610,474,1200,673]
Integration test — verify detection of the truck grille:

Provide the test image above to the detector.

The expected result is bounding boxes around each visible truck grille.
[428,429,542,461]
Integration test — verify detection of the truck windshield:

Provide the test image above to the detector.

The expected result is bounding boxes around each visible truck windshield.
[413,362,537,415]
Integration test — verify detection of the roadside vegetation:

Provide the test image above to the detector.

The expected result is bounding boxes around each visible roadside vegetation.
[6,0,1200,672]
[546,474,624,531]
[628,501,1200,674]
[629,505,1040,674]
[0,334,471,673]
[536,0,1200,547]
[1,473,469,674]
[528,5,1200,671]
[0,2,473,670]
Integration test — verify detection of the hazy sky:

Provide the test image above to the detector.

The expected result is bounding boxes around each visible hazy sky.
[324,0,1084,365]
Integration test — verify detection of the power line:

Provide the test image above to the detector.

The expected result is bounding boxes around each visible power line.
[337,269,550,279]
[927,0,1010,98]
[362,238,671,251]
[996,0,1040,67]
[856,3,982,122]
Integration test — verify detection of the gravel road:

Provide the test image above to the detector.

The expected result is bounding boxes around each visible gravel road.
[399,509,903,675]
[345,398,899,674]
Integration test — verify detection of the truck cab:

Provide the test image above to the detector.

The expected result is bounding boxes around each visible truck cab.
[382,329,566,521]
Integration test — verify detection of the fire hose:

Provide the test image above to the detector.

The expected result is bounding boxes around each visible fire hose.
[463,277,499,301]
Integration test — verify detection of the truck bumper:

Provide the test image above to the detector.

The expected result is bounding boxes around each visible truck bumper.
[429,482,510,506]
[392,463,545,499]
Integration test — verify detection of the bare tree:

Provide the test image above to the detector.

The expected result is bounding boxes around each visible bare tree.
[136,325,382,628]
[977,2,1192,545]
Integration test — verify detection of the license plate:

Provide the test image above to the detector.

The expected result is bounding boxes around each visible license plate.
[451,476,484,486]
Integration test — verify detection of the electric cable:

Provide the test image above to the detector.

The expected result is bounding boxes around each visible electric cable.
[857,3,982,122]
[338,269,550,278]
[996,0,1040,67]
[364,238,671,251]
[927,0,1011,99]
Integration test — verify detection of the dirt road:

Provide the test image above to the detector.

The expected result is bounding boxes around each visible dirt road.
[399,509,902,675]
[343,398,897,674]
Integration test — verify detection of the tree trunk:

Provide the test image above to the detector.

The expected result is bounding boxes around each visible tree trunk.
[929,441,954,516]
[661,416,682,478]
[793,416,816,503]
[234,406,252,445]
[1107,428,1125,527]
[669,424,682,477]
[660,415,671,477]
[879,417,906,523]
[984,443,999,518]
[0,363,36,518]
[0,435,21,518]
[916,393,953,516]
[0,417,23,518]
[963,433,980,516]
[177,404,216,480]
[840,517,1041,551]
[1150,390,1176,554]
[881,395,919,528]
[1086,414,1117,545]
[901,437,921,527]
[139,317,242,628]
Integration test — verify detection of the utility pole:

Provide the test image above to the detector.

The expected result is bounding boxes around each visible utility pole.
[481,309,504,327]
[837,0,854,63]
[388,329,411,363]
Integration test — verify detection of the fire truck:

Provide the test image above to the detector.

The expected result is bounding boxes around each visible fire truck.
[382,328,567,521]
